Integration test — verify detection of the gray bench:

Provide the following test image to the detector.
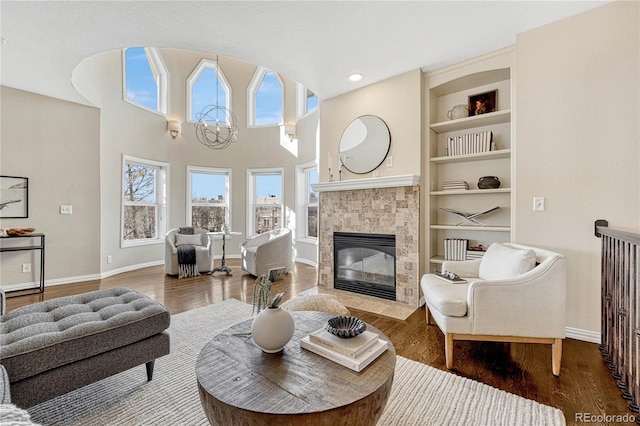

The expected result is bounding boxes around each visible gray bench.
[0,287,170,408]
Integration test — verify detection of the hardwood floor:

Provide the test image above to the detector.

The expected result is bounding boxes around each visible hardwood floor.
[5,260,632,425]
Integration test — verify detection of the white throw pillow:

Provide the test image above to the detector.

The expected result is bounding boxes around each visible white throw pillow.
[175,233,203,246]
[478,243,536,280]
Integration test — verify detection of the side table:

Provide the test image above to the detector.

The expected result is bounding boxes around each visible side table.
[207,231,242,276]
[0,233,45,297]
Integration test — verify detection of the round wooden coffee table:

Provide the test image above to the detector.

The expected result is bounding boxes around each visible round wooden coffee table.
[196,311,396,425]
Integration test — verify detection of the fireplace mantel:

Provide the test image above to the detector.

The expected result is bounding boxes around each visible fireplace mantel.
[312,174,420,192]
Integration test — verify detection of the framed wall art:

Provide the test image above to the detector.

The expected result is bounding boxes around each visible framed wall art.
[0,175,29,218]
[468,90,497,116]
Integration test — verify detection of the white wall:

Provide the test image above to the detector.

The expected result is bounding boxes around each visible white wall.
[515,0,639,336]
[0,86,101,287]
[319,69,423,183]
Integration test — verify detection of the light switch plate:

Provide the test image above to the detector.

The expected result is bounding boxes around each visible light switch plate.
[533,197,545,211]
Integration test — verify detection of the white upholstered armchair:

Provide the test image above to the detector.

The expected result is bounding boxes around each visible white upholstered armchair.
[240,228,293,277]
[164,228,214,276]
[420,242,567,376]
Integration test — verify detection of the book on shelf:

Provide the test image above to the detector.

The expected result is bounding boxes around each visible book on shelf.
[434,272,467,284]
[444,238,468,261]
[446,131,493,156]
[300,336,389,372]
[442,180,469,191]
[466,246,487,259]
[309,328,379,359]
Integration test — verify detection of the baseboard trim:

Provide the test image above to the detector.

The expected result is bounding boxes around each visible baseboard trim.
[565,326,600,344]
[100,260,164,279]
[294,257,317,267]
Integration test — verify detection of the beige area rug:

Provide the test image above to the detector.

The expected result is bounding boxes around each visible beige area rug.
[28,299,565,425]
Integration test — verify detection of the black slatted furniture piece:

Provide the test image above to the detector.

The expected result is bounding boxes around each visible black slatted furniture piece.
[0,287,170,408]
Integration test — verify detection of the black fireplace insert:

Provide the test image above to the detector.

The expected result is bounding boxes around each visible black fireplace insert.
[333,232,396,301]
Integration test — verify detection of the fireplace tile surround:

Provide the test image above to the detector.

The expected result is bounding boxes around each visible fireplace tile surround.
[315,176,420,308]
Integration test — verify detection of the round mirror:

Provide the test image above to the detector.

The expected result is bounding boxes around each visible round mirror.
[339,115,391,174]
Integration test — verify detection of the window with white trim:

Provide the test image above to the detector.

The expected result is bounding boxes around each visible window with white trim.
[248,66,283,126]
[247,168,284,236]
[123,47,168,114]
[187,59,232,123]
[187,166,231,231]
[296,82,318,118]
[122,155,168,246]
[296,162,318,240]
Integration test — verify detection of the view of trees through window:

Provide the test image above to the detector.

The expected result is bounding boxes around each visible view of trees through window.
[123,163,157,240]
[189,170,229,231]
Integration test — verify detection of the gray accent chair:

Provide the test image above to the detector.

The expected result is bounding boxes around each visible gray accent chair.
[240,228,293,277]
[0,287,170,408]
[164,227,215,275]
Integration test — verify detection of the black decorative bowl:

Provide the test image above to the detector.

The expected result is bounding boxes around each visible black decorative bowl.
[325,316,367,339]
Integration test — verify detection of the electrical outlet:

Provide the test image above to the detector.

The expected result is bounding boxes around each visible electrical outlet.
[387,156,393,167]
[60,205,73,215]
[22,263,31,273]
[533,197,545,211]
[107,255,113,264]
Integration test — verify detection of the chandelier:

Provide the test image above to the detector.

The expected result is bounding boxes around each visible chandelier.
[194,56,239,150]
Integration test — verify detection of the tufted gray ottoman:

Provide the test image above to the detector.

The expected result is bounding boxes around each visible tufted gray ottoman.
[0,287,170,408]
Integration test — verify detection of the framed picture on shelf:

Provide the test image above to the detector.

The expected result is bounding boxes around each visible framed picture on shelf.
[0,175,28,218]
[468,90,497,116]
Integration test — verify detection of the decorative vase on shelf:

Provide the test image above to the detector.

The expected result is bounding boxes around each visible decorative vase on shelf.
[251,306,295,353]
[447,104,469,120]
[478,176,501,189]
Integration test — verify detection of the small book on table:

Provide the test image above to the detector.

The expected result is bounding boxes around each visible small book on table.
[300,336,388,372]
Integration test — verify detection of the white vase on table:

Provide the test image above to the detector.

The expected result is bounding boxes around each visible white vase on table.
[251,307,295,353]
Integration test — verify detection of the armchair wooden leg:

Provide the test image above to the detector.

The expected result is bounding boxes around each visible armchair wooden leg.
[552,338,563,376]
[445,333,454,369]
[425,304,433,325]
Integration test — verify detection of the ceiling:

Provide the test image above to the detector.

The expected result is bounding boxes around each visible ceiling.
[0,1,609,106]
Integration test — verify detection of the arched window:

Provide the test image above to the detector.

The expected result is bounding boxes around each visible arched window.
[248,66,283,127]
[187,59,232,123]
[123,47,168,114]
[296,82,318,118]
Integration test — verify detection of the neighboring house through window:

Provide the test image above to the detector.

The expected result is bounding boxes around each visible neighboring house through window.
[122,155,168,247]
[247,168,284,236]
[187,166,231,231]
[123,47,168,114]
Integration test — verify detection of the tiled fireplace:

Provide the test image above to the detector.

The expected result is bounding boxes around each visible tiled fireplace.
[313,175,420,307]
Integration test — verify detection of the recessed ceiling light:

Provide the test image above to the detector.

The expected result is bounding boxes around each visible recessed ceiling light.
[348,73,364,82]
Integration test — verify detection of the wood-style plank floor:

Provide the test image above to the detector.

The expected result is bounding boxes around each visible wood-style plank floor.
[5,260,632,425]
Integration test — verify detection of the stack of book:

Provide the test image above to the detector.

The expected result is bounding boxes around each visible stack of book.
[446,131,493,156]
[442,180,469,191]
[444,238,468,260]
[300,327,388,372]
[466,245,487,260]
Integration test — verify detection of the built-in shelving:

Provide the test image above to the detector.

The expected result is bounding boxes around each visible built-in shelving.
[430,149,511,164]
[425,49,514,270]
[430,110,511,134]
[430,188,510,196]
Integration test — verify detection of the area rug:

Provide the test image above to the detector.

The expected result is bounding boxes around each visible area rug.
[27,299,565,425]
